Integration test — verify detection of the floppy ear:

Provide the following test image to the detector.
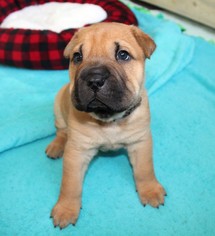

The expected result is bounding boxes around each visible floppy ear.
[63,32,79,58]
[130,25,156,59]
[63,40,73,59]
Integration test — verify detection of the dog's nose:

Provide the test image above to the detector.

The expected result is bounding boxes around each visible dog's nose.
[82,66,110,92]
[87,75,105,91]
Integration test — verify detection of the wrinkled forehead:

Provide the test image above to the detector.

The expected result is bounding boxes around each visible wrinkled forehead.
[72,24,140,58]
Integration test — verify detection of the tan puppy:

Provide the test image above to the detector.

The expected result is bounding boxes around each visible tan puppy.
[46,22,166,229]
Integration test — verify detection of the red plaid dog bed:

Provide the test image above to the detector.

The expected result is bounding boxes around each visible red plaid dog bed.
[0,0,137,69]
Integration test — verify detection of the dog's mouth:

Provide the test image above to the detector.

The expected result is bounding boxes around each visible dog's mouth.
[86,98,125,119]
[87,98,112,112]
[72,88,128,116]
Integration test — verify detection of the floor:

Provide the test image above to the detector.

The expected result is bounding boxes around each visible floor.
[123,0,215,42]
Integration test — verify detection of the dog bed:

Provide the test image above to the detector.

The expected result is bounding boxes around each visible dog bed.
[0,0,137,69]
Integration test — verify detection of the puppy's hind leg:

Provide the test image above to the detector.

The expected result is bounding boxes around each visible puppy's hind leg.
[46,129,67,159]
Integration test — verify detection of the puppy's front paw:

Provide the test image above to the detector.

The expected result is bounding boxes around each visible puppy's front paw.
[51,201,81,229]
[137,181,166,208]
[45,141,64,159]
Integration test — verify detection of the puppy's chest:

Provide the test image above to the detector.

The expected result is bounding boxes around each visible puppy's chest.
[99,137,123,152]
[97,124,143,151]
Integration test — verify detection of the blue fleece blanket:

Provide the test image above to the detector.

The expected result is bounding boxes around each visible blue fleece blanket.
[0,7,215,236]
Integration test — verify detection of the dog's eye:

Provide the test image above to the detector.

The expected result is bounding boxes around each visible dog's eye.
[116,50,131,61]
[73,52,83,64]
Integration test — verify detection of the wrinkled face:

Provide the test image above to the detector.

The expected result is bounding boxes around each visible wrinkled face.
[64,23,155,121]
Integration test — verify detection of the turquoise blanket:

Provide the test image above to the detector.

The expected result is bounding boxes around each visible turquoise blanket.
[0,7,215,236]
